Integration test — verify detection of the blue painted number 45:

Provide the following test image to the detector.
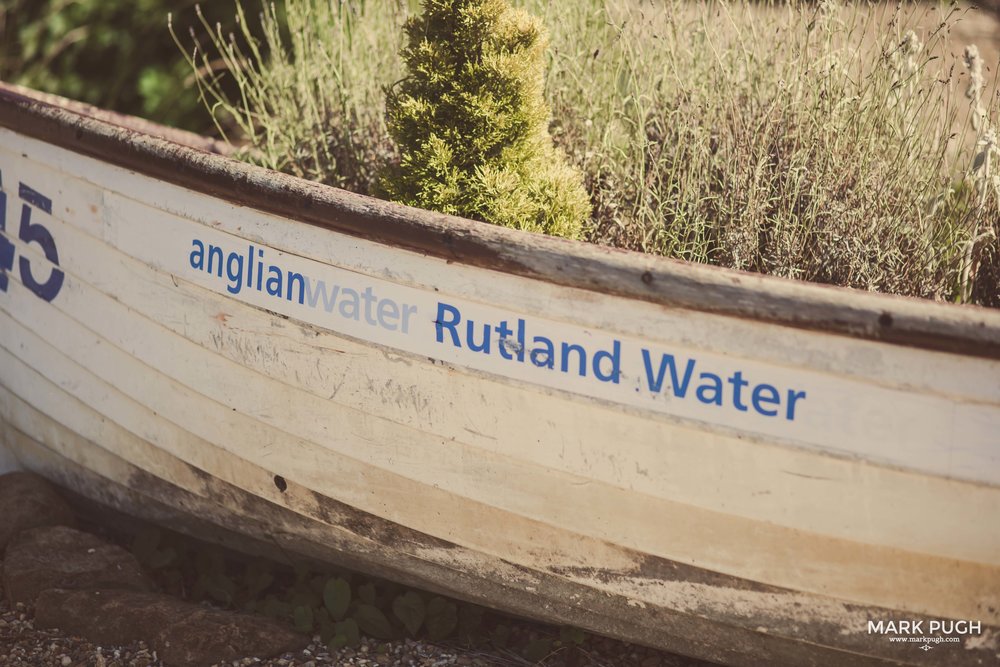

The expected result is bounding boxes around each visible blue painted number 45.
[0,169,64,302]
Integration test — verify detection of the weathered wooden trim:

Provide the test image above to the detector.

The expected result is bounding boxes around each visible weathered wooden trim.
[0,83,232,156]
[0,84,998,358]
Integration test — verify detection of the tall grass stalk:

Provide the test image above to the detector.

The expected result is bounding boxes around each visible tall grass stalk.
[183,0,1000,306]
[960,44,999,302]
[173,0,409,192]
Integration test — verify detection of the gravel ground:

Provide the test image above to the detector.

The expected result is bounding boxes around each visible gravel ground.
[0,472,716,667]
[1,598,158,667]
[0,597,709,667]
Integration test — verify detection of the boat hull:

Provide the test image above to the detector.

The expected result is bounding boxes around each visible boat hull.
[0,85,997,666]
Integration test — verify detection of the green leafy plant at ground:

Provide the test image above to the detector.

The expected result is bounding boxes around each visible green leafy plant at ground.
[126,524,592,663]
[186,0,999,306]
[380,0,590,238]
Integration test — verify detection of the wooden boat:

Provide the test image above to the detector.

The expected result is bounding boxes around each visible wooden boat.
[0,82,997,666]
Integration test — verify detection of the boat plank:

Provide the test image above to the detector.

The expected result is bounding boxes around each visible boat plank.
[3,148,999,489]
[3,216,1000,569]
[8,410,926,667]
[1,290,998,625]
[2,135,998,407]
[2,88,1000,361]
[2,378,995,667]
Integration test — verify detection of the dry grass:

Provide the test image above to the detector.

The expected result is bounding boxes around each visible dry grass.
[174,0,409,193]
[180,0,1000,306]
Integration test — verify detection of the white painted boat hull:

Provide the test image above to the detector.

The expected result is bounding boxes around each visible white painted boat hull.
[0,84,997,666]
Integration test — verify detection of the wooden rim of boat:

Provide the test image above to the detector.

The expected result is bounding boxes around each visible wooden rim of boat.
[1,82,998,359]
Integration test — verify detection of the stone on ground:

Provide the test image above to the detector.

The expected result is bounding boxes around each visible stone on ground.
[155,604,309,666]
[0,472,76,552]
[36,588,308,667]
[2,525,152,606]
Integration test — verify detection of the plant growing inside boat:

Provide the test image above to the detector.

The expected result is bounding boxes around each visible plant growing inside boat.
[380,0,590,238]
[174,0,402,194]
[182,0,999,305]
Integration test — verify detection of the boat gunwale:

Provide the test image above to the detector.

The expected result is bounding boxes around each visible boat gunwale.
[2,84,999,359]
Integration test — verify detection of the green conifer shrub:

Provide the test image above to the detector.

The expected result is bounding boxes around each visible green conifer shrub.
[381,0,590,239]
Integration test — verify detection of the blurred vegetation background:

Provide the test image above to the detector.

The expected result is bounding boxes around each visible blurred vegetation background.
[0,0,276,132]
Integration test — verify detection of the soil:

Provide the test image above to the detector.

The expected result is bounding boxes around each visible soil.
[0,472,714,667]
